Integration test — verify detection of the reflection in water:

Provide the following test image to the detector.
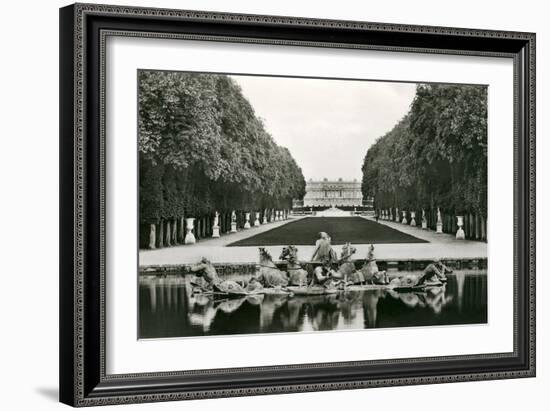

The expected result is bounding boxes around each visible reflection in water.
[139,271,487,338]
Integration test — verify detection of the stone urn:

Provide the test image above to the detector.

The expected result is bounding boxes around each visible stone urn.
[230,210,237,233]
[244,212,251,229]
[410,211,416,226]
[401,210,408,224]
[254,211,260,227]
[456,216,466,240]
[184,217,196,244]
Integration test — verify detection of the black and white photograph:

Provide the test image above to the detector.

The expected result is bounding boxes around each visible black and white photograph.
[0,0,545,407]
[138,71,488,339]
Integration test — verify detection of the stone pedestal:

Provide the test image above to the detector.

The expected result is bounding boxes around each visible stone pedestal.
[395,208,400,222]
[254,212,260,227]
[212,212,220,238]
[262,209,268,224]
[401,210,408,224]
[436,208,443,234]
[244,212,251,229]
[456,216,465,240]
[410,211,416,226]
[184,218,196,244]
[230,211,237,233]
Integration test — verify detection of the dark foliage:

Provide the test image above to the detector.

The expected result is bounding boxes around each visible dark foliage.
[361,84,487,216]
[138,71,306,224]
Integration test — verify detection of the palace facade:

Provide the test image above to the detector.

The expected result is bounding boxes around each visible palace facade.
[302,178,363,207]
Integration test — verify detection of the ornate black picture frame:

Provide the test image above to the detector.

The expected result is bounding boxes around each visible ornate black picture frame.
[59,3,535,407]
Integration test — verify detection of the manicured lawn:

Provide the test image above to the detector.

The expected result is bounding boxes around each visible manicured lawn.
[228,217,427,246]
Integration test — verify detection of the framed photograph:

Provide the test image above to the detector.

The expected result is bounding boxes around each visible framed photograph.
[59,3,535,407]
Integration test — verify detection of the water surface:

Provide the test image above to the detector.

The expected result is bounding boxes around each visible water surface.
[139,271,487,339]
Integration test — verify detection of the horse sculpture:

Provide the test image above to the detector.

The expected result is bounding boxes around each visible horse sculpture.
[360,244,390,285]
[279,245,309,286]
[257,248,289,288]
[337,243,363,284]
[189,257,247,294]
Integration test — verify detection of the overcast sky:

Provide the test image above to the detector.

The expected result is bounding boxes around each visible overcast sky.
[231,75,417,181]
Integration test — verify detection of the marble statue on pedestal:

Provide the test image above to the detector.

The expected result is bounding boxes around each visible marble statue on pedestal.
[212,211,220,238]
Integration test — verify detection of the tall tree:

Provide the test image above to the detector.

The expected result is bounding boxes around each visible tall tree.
[138,71,306,247]
[362,84,487,216]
